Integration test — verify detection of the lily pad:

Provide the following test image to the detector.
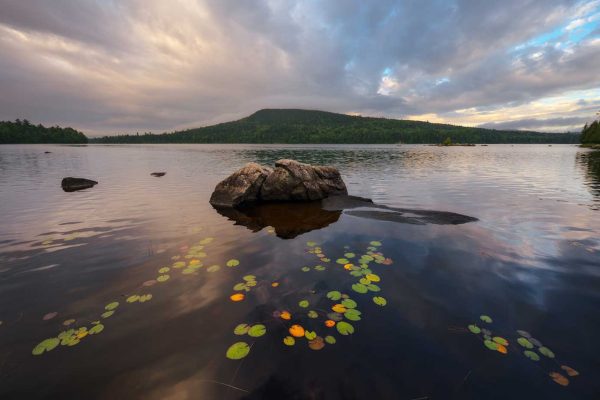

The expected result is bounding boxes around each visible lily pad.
[352,283,368,294]
[101,311,114,319]
[539,346,555,358]
[524,350,540,361]
[336,321,355,335]
[560,365,579,377]
[226,342,250,360]
[549,372,569,386]
[105,302,119,311]
[373,296,387,306]
[307,310,318,318]
[332,304,347,313]
[325,335,336,344]
[366,284,381,292]
[369,241,382,246]
[126,295,140,303]
[359,277,371,285]
[207,265,220,272]
[344,253,356,258]
[230,293,245,302]
[248,324,266,338]
[234,283,247,291]
[517,330,531,338]
[341,299,357,309]
[289,324,305,338]
[63,319,76,326]
[492,337,508,346]
[157,274,170,282]
[234,323,250,335]
[89,323,104,335]
[139,294,152,302]
[308,337,325,350]
[336,258,350,265]
[344,309,362,321]
[366,273,380,282]
[42,312,58,321]
[301,266,310,272]
[306,241,317,247]
[173,261,186,269]
[480,315,492,323]
[226,259,240,267]
[283,336,295,346]
[32,338,60,355]
[158,267,170,274]
[305,330,317,340]
[484,340,498,351]
[517,337,534,349]
[314,265,326,271]
[468,324,481,334]
[327,312,343,322]
[298,300,309,308]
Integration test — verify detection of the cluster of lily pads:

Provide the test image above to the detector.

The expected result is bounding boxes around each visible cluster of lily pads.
[467,315,580,386]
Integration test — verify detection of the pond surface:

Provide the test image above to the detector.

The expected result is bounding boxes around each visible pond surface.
[0,144,599,399]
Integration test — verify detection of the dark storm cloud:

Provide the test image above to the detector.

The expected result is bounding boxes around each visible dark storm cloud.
[0,0,598,135]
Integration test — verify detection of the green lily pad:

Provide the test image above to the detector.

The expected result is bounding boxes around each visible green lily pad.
[105,302,119,311]
[306,241,317,247]
[369,241,382,246]
[373,296,387,306]
[139,294,152,302]
[305,330,317,340]
[158,267,170,274]
[366,284,381,292]
[89,323,104,335]
[234,323,250,335]
[327,312,343,322]
[352,283,368,294]
[360,255,374,262]
[341,299,357,309]
[126,295,140,303]
[336,258,350,265]
[327,291,342,301]
[301,266,310,272]
[234,283,247,291]
[32,338,60,355]
[359,277,370,285]
[314,265,326,271]
[517,330,531,338]
[336,321,355,335]
[307,310,318,318]
[468,324,481,334]
[299,300,309,308]
[484,339,498,351]
[517,337,534,349]
[493,337,508,346]
[524,350,540,361]
[283,336,295,346]
[226,259,240,267]
[480,315,492,323]
[101,311,114,319]
[344,253,356,258]
[539,346,555,358]
[246,281,257,287]
[248,324,266,338]
[207,265,220,272]
[325,335,336,344]
[350,270,363,277]
[344,309,362,321]
[172,261,186,268]
[226,342,250,360]
[157,274,170,282]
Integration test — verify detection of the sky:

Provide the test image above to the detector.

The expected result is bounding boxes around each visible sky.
[1,0,600,136]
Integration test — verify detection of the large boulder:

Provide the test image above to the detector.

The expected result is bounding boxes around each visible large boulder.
[209,159,347,207]
[209,162,273,207]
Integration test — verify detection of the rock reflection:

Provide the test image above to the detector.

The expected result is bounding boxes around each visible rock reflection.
[213,202,341,239]
[576,150,600,203]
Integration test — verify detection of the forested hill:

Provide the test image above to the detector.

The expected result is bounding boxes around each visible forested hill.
[92,109,579,144]
[0,120,88,144]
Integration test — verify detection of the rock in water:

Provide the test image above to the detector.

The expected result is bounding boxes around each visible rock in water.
[151,172,166,177]
[61,177,98,192]
[209,162,273,207]
[209,159,347,207]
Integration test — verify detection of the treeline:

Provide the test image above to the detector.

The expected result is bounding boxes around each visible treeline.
[0,119,88,144]
[581,120,600,145]
[91,109,580,144]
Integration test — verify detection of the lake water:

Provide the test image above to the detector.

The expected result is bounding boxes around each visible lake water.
[0,144,599,399]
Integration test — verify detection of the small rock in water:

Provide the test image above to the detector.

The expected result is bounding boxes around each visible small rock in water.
[151,172,166,177]
[61,177,98,192]
[44,151,52,154]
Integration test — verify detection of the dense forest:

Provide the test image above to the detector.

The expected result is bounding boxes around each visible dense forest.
[0,120,88,144]
[92,109,579,144]
[581,119,600,145]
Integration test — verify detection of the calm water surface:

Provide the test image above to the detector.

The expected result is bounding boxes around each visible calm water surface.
[0,144,599,399]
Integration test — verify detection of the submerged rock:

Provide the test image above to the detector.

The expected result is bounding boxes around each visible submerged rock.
[209,159,346,207]
[61,177,98,192]
[151,172,166,177]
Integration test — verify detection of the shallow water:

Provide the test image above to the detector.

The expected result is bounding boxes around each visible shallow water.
[0,144,599,399]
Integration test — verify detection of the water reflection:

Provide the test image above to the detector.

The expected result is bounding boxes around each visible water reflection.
[576,150,600,205]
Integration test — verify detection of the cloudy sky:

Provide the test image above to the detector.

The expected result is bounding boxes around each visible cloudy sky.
[1,0,599,136]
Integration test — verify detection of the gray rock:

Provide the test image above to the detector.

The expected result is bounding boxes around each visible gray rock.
[61,177,98,192]
[209,162,273,207]
[209,159,347,207]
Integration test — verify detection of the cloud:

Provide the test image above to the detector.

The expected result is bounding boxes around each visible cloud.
[0,0,598,135]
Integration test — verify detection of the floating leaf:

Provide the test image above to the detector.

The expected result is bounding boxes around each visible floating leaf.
[307,310,318,318]
[280,311,291,320]
[199,237,214,245]
[517,337,534,349]
[226,259,240,267]
[139,294,152,302]
[173,261,186,269]
[341,299,357,309]
[89,323,104,335]
[344,264,353,270]
[360,255,374,262]
[325,320,335,328]
[325,335,336,344]
[43,312,58,321]
[484,340,498,351]
[298,300,309,308]
[271,282,279,287]
[468,324,481,334]
[530,338,542,347]
[101,311,114,319]
[366,284,381,292]
[126,295,140,303]
[226,342,250,360]
[230,293,245,302]
[182,268,196,275]
[549,372,569,386]
[207,265,220,272]
[305,330,317,340]
[369,241,382,246]
[359,277,371,285]
[301,266,310,272]
[493,337,508,346]
[157,274,170,282]
[283,336,295,346]
[243,275,256,282]
[32,338,60,355]
[63,319,75,326]
[332,304,347,313]
[289,324,305,338]
[517,330,531,338]
[234,283,247,291]
[189,259,201,266]
[327,312,343,322]
[344,309,362,321]
[327,291,342,301]
[234,323,250,335]
[352,283,368,294]
[496,344,508,354]
[158,267,170,274]
[560,365,579,377]
[539,346,555,358]
[373,296,387,306]
[336,258,350,265]
[366,273,380,282]
[344,253,355,258]
[143,280,157,287]
[306,241,317,247]
[480,315,492,323]
[336,321,355,335]
[524,350,540,361]
[248,324,266,338]
[308,337,325,350]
